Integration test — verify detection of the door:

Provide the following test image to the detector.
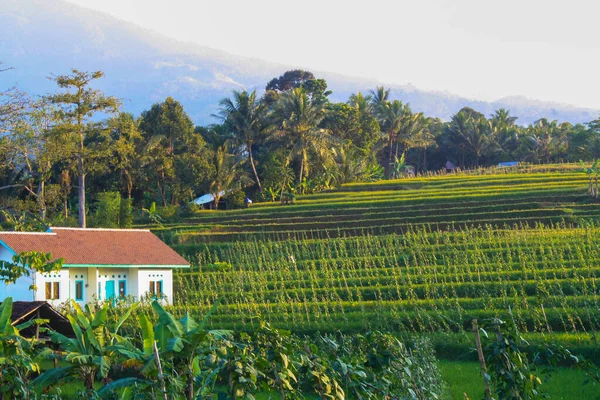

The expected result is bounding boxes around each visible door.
[105,280,115,300]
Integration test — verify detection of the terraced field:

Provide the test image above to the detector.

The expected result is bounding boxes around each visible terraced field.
[156,168,596,244]
[154,166,600,358]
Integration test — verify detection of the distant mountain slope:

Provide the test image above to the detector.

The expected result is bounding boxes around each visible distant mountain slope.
[1,0,598,125]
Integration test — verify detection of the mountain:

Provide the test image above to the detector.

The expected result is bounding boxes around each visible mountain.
[1,0,598,125]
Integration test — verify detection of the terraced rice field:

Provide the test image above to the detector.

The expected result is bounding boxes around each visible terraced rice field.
[154,166,600,357]
[156,169,596,244]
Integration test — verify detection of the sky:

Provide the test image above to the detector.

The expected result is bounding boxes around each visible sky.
[65,0,600,109]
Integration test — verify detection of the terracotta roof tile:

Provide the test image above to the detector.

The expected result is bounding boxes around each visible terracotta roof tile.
[0,228,189,266]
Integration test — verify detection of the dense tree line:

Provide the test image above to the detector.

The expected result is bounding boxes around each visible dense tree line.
[1,67,599,228]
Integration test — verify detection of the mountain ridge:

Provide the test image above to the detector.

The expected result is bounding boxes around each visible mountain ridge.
[1,0,597,125]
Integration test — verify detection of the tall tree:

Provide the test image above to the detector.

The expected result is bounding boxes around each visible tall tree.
[107,112,142,199]
[139,97,211,206]
[271,88,333,190]
[373,100,407,177]
[208,140,252,209]
[5,100,65,220]
[47,70,120,228]
[491,109,520,159]
[214,90,270,191]
[369,86,391,107]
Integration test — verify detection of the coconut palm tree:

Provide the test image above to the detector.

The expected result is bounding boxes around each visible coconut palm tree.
[373,100,407,177]
[214,90,270,191]
[369,86,390,108]
[209,140,252,209]
[491,109,520,158]
[271,88,333,191]
[447,110,495,168]
[348,92,373,113]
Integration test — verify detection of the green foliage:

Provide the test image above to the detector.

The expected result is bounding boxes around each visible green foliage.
[0,251,63,292]
[93,191,121,228]
[119,197,133,228]
[142,202,163,225]
[0,298,54,400]
[226,190,246,210]
[480,318,545,400]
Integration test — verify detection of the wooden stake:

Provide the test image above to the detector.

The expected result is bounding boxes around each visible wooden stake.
[472,319,492,400]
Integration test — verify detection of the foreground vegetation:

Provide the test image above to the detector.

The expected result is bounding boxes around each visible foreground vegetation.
[0,298,445,400]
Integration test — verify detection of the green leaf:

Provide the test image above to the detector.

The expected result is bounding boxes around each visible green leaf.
[96,377,151,397]
[32,366,73,390]
[138,313,154,356]
[0,297,13,334]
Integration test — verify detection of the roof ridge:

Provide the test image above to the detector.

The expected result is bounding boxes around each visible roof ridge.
[0,231,56,235]
[50,227,151,232]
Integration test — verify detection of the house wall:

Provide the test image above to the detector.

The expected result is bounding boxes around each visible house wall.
[0,245,33,301]
[35,269,70,307]
[137,269,173,303]
[97,268,132,301]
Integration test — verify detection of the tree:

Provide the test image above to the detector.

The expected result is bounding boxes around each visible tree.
[491,109,520,160]
[0,251,63,299]
[322,102,379,154]
[139,97,211,206]
[445,108,495,168]
[264,70,331,106]
[348,92,373,113]
[373,100,407,177]
[271,88,333,191]
[369,86,390,107]
[0,62,28,135]
[214,90,270,191]
[3,99,68,220]
[47,70,120,228]
[522,118,567,163]
[107,112,142,200]
[209,140,252,209]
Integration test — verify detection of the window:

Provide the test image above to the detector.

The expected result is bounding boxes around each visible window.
[45,281,60,300]
[75,280,84,302]
[149,280,163,297]
[118,280,126,298]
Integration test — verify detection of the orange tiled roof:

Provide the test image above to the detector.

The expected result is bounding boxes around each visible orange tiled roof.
[0,228,189,267]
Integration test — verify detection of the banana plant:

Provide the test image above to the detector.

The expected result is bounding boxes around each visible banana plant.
[33,300,139,393]
[101,300,229,400]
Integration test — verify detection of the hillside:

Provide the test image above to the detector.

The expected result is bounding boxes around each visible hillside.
[146,166,600,361]
[1,0,598,125]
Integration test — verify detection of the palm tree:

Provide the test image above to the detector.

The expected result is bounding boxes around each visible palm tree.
[348,92,373,113]
[491,109,520,158]
[447,110,495,168]
[271,88,333,191]
[524,118,565,163]
[369,86,390,107]
[214,90,270,191]
[209,140,252,209]
[373,100,406,177]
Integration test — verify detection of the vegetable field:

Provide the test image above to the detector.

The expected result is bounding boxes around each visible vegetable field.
[156,166,600,358]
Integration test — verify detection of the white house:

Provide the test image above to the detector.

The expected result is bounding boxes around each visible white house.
[0,228,189,305]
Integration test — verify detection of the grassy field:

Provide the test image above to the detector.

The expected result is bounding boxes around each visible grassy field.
[440,361,600,399]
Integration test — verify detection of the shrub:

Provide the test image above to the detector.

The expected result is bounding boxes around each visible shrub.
[226,190,246,209]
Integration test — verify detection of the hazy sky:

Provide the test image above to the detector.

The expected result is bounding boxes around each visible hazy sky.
[65,0,600,109]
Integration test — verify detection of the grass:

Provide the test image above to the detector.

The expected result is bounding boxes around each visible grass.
[439,360,600,400]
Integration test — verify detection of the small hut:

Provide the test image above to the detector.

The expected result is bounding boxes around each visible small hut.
[9,301,74,339]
